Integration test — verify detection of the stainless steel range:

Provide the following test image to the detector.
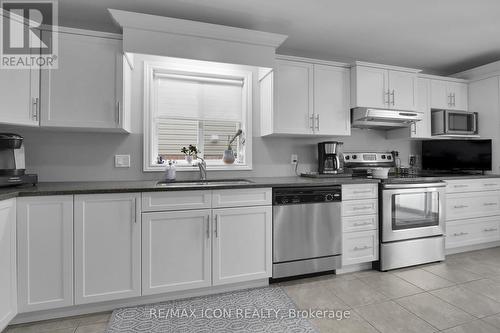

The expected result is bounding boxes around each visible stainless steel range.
[344,152,446,271]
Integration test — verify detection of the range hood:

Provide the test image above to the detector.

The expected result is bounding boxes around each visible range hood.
[351,108,423,130]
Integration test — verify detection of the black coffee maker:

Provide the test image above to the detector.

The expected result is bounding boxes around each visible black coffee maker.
[318,141,344,174]
[0,133,37,186]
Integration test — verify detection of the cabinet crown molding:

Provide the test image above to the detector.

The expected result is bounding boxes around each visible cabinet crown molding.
[108,9,287,48]
[352,61,421,73]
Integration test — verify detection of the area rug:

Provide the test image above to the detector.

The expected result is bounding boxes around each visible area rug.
[106,287,319,333]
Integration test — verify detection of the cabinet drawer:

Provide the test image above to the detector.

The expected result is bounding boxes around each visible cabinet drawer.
[212,188,271,208]
[447,191,500,220]
[343,214,378,232]
[446,217,500,249]
[342,184,378,200]
[342,199,378,217]
[342,230,379,266]
[142,191,212,212]
[446,178,500,193]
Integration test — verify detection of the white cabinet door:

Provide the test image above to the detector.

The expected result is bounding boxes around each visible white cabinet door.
[430,79,451,109]
[142,210,212,295]
[448,82,468,111]
[0,199,16,332]
[313,65,350,136]
[212,206,272,285]
[40,31,124,130]
[274,59,313,134]
[411,78,431,138]
[17,196,73,312]
[75,193,141,304]
[352,66,388,109]
[0,60,39,127]
[388,71,417,111]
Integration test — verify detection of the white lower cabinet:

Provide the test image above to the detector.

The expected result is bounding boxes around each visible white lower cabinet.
[74,193,141,304]
[142,210,212,295]
[342,230,379,266]
[17,196,73,312]
[212,206,272,286]
[0,199,16,332]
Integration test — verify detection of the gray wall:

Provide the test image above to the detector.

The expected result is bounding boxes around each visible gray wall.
[7,55,417,182]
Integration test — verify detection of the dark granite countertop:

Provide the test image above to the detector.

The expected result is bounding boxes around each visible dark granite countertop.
[1,174,499,200]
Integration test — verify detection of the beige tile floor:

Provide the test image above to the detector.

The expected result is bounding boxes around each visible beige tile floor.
[5,247,500,333]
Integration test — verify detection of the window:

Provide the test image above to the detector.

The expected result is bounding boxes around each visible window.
[144,60,252,171]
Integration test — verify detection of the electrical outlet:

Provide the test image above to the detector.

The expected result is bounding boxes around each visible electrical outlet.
[291,154,298,165]
[115,155,131,168]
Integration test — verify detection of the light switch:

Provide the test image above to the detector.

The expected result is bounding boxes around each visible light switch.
[115,155,130,168]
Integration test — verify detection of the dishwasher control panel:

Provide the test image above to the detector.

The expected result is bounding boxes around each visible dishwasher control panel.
[273,186,341,205]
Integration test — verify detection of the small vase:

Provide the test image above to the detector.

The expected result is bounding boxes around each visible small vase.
[222,149,235,164]
[185,156,193,164]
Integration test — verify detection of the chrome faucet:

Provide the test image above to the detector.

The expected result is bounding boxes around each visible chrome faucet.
[196,156,207,181]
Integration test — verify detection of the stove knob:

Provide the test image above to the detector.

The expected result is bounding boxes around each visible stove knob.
[381,155,386,159]
[352,155,357,160]
[325,194,334,201]
[345,155,350,160]
[387,156,392,160]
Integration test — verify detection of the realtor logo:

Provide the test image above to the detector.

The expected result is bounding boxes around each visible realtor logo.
[0,0,58,68]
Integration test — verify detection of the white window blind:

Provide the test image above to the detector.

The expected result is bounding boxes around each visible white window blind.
[154,72,243,122]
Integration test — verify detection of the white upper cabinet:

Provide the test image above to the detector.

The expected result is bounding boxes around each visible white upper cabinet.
[430,78,468,111]
[17,196,74,312]
[74,193,141,304]
[260,56,350,136]
[351,62,419,111]
[313,64,351,136]
[0,17,40,127]
[0,199,16,332]
[411,78,432,138]
[273,59,314,135]
[40,29,129,131]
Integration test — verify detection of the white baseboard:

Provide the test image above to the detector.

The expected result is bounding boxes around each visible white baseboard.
[12,279,269,325]
[446,241,500,255]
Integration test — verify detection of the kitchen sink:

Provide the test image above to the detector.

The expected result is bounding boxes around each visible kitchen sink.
[156,179,254,187]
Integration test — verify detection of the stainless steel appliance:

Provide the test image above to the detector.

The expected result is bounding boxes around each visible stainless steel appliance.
[344,152,446,271]
[431,109,478,136]
[318,141,344,174]
[272,186,342,279]
[0,133,37,187]
[351,108,423,129]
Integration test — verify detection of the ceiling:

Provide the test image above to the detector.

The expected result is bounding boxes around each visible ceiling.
[58,0,500,75]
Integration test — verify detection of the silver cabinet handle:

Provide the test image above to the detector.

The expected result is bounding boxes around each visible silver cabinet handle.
[214,214,219,238]
[353,222,372,227]
[206,215,210,239]
[352,190,372,194]
[454,184,469,188]
[453,205,468,209]
[452,93,456,107]
[484,183,498,187]
[448,94,452,107]
[353,245,372,251]
[132,197,137,223]
[484,228,498,232]
[116,101,120,125]
[309,114,314,131]
[32,97,39,121]
[315,114,320,131]
[391,90,395,106]
[352,206,373,211]
[453,232,469,237]
[483,202,498,206]
[385,90,390,105]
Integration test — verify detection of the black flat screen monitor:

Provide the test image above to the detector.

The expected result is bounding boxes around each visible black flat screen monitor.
[421,139,492,171]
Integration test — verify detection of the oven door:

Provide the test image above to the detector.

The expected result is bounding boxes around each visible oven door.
[381,182,446,243]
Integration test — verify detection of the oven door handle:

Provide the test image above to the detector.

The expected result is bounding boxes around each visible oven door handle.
[382,182,447,189]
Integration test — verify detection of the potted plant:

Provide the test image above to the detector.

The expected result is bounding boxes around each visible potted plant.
[181,145,199,164]
[223,129,242,164]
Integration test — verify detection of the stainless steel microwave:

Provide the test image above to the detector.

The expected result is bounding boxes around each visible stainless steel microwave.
[431,110,478,136]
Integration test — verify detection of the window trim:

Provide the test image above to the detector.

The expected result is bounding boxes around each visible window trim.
[143,60,253,172]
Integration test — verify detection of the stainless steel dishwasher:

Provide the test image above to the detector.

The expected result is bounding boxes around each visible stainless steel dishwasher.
[272,186,342,279]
